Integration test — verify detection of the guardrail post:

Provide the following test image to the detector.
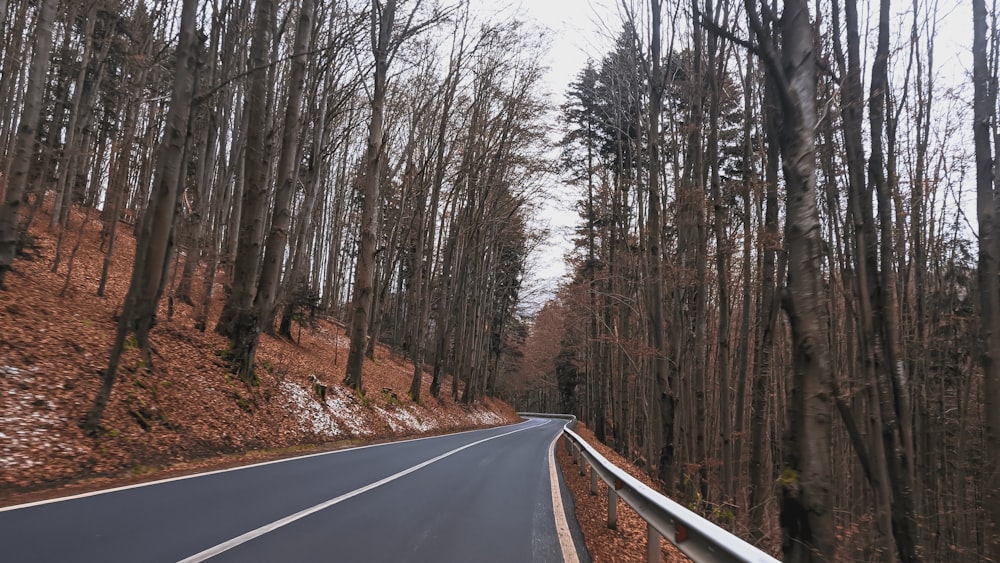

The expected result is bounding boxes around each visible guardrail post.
[607,487,618,529]
[572,444,579,464]
[579,456,586,476]
[646,522,661,563]
[590,464,598,495]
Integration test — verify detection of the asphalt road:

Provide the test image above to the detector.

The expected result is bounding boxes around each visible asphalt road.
[0,417,589,562]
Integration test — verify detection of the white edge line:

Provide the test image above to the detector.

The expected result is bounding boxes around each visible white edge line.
[0,418,535,513]
[177,420,546,562]
[549,422,581,563]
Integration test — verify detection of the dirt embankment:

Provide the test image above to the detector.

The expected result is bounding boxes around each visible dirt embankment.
[0,205,519,503]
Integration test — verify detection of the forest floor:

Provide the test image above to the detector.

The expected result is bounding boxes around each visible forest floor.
[0,202,519,505]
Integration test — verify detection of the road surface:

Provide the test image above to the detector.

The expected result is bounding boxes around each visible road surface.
[0,416,589,562]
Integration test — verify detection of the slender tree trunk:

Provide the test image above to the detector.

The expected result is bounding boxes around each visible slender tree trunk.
[217,0,275,383]
[255,0,314,331]
[408,59,459,401]
[98,29,151,297]
[84,0,198,432]
[0,4,28,178]
[0,0,57,288]
[749,65,781,540]
[645,0,674,495]
[746,1,834,559]
[733,49,754,521]
[973,0,1000,557]
[345,0,396,392]
[868,2,919,559]
[705,0,733,507]
[51,2,98,231]
[278,97,326,339]
[831,0,898,555]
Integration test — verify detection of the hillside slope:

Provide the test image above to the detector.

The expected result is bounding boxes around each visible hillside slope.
[0,204,518,498]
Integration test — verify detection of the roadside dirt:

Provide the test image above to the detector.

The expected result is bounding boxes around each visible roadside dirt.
[557,424,691,562]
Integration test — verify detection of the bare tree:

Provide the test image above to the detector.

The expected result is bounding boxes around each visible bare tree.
[344,0,398,392]
[255,0,315,330]
[84,0,199,432]
[216,0,275,383]
[744,1,834,559]
[973,0,1000,557]
[0,0,58,288]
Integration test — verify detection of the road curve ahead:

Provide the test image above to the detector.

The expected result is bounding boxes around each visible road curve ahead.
[0,417,588,562]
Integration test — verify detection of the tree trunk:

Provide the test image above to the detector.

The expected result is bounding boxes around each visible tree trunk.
[344,0,396,392]
[868,1,919,559]
[746,1,835,559]
[407,57,460,401]
[84,0,198,432]
[255,0,314,331]
[217,0,275,383]
[645,0,674,495]
[705,0,733,507]
[973,0,1000,557]
[0,0,57,288]
[831,0,897,556]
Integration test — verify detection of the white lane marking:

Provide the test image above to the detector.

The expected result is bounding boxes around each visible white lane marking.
[0,419,535,513]
[177,420,546,562]
[548,425,581,563]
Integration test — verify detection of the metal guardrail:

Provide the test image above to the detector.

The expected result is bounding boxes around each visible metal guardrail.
[557,422,779,563]
[517,412,577,421]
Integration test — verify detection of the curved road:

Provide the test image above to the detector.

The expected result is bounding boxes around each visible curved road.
[0,417,589,562]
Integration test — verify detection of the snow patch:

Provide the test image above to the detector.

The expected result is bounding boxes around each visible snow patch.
[323,386,373,437]
[0,384,83,470]
[379,405,437,433]
[467,408,506,425]
[279,381,509,445]
[279,381,344,439]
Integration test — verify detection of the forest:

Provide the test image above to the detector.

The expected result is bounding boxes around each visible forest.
[0,0,546,426]
[0,0,997,561]
[507,1,1000,562]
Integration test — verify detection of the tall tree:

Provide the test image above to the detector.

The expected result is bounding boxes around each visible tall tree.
[84,0,199,432]
[255,0,315,329]
[973,0,1000,557]
[0,0,58,288]
[868,1,919,559]
[344,0,398,391]
[408,27,465,403]
[745,1,834,559]
[216,0,275,383]
[644,0,674,495]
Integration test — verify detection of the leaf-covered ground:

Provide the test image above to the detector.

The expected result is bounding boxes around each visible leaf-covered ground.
[0,203,518,503]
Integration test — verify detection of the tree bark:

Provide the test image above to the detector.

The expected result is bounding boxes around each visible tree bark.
[0,0,57,288]
[746,1,835,559]
[84,0,198,432]
[868,1,919,559]
[646,0,674,496]
[255,0,314,330]
[973,1,1000,557]
[345,0,396,392]
[216,0,275,383]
